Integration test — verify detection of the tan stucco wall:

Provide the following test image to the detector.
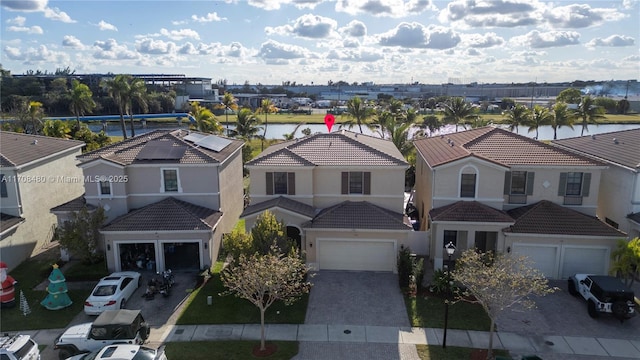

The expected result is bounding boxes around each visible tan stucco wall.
[0,148,84,269]
[431,159,506,209]
[217,148,246,238]
[597,166,636,235]
[248,167,315,207]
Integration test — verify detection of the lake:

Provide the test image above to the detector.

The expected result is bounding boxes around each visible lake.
[89,121,640,141]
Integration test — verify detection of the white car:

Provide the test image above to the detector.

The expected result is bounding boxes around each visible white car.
[65,345,166,360]
[0,334,41,360]
[84,272,142,315]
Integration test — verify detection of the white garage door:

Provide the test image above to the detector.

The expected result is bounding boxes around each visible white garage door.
[561,246,608,279]
[317,239,395,272]
[511,244,559,278]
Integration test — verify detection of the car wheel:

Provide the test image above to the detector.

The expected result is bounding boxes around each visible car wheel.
[120,299,126,309]
[588,300,599,318]
[139,323,150,340]
[568,279,578,296]
[58,348,74,360]
[138,276,142,288]
[612,300,628,320]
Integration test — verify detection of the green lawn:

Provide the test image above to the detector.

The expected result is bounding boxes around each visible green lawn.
[176,263,308,325]
[416,345,510,360]
[405,295,492,331]
[165,341,298,360]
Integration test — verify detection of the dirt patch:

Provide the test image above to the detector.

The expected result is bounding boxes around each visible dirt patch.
[252,343,278,357]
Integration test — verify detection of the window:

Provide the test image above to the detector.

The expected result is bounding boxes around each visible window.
[510,171,527,195]
[605,218,619,229]
[460,173,476,198]
[341,172,371,195]
[163,169,178,192]
[566,172,583,196]
[0,174,6,198]
[266,172,295,195]
[443,230,458,247]
[99,181,111,195]
[559,172,590,205]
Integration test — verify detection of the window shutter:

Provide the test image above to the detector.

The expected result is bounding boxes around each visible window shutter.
[526,172,535,195]
[266,172,273,195]
[341,172,349,194]
[287,172,296,195]
[363,172,371,195]
[558,172,567,196]
[582,172,591,197]
[0,175,6,197]
[503,172,511,195]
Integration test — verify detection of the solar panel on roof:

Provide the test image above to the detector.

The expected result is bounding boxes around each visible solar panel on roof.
[183,133,207,143]
[194,135,232,152]
[135,141,187,160]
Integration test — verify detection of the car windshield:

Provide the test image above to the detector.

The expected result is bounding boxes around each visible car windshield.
[93,285,117,296]
[132,347,156,360]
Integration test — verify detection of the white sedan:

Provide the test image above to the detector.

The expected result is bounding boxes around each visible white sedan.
[65,344,166,360]
[84,272,142,315]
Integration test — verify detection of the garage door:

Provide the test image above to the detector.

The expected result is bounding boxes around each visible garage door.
[317,239,395,272]
[561,246,608,279]
[511,244,559,278]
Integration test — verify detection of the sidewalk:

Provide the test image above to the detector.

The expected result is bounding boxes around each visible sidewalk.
[27,323,640,359]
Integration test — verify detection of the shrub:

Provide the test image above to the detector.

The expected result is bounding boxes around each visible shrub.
[398,246,413,288]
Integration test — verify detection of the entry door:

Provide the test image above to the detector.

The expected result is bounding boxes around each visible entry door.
[475,232,497,252]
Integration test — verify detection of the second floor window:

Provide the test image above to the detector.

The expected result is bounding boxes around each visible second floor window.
[460,173,476,198]
[99,181,111,195]
[0,174,7,198]
[266,172,295,195]
[510,171,527,195]
[565,172,583,196]
[163,169,178,192]
[341,171,371,195]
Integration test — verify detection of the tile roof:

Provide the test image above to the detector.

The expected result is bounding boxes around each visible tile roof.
[77,130,243,166]
[413,126,603,168]
[241,196,316,218]
[505,200,625,237]
[628,212,640,225]
[303,201,412,230]
[101,197,222,232]
[0,131,84,168]
[247,130,407,167]
[0,213,25,234]
[552,128,640,171]
[429,201,514,223]
[50,195,96,213]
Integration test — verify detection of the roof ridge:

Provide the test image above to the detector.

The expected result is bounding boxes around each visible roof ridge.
[307,132,405,164]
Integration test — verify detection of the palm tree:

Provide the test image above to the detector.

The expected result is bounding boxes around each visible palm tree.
[550,102,575,140]
[442,97,477,132]
[231,108,261,139]
[189,101,222,134]
[102,74,131,139]
[416,115,442,138]
[576,95,605,136]
[259,98,276,149]
[219,92,238,134]
[528,105,554,139]
[69,79,96,133]
[283,122,306,140]
[43,119,72,139]
[502,104,531,133]
[374,110,394,139]
[344,96,375,133]
[26,101,45,135]
[126,77,148,138]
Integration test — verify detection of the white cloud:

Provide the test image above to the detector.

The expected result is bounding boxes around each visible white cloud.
[3,46,25,60]
[136,38,176,54]
[0,0,47,12]
[511,30,580,48]
[340,20,367,37]
[465,32,504,48]
[6,16,26,25]
[97,20,118,31]
[291,0,323,9]
[159,28,200,41]
[439,0,542,28]
[247,0,290,10]
[7,25,43,34]
[43,6,74,23]
[326,48,384,62]
[225,42,249,57]
[586,35,635,47]
[544,4,625,29]
[622,0,638,9]
[258,39,309,60]
[466,48,481,56]
[191,12,226,22]
[266,14,337,38]
[93,38,138,60]
[378,22,460,49]
[62,35,84,49]
[3,44,70,66]
[335,0,433,18]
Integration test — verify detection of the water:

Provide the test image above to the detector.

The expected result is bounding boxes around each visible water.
[89,121,640,141]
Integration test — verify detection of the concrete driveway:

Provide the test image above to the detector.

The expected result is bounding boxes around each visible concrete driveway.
[495,280,640,340]
[304,271,411,327]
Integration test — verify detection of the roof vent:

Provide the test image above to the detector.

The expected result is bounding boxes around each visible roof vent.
[613,138,619,144]
[591,134,596,140]
[32,139,38,145]
[450,141,455,147]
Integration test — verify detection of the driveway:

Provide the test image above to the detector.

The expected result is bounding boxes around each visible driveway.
[495,280,640,340]
[304,271,410,327]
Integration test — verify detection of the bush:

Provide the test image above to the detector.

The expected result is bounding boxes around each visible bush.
[398,246,413,288]
[429,269,450,295]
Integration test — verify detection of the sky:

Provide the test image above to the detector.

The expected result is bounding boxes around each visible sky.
[1,0,638,85]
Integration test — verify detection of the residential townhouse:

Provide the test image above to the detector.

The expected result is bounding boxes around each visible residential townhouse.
[241,130,417,272]
[52,129,244,273]
[552,128,640,239]
[413,127,625,279]
[0,131,85,269]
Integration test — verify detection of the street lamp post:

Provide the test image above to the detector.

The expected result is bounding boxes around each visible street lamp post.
[442,241,456,349]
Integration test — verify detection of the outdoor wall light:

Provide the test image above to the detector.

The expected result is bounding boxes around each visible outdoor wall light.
[507,246,511,253]
[204,242,208,250]
[309,243,313,248]
[107,243,111,251]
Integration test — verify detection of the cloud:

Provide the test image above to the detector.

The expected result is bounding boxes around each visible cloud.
[586,35,635,47]
[466,48,481,56]
[266,14,337,38]
[3,46,25,60]
[7,25,43,34]
[247,0,289,10]
[192,12,226,22]
[291,0,323,9]
[335,0,433,18]
[378,22,460,49]
[258,39,308,60]
[326,48,384,62]
[340,20,367,37]
[97,20,118,31]
[43,6,74,23]
[6,16,26,25]
[0,0,47,11]
[512,30,580,48]
[439,0,541,28]
[159,28,200,41]
[136,38,176,54]
[544,4,625,29]
[93,38,138,60]
[225,42,249,57]
[465,32,504,48]
[2,44,70,65]
[62,35,84,49]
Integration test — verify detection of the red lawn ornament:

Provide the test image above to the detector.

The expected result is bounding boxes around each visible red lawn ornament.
[324,114,335,132]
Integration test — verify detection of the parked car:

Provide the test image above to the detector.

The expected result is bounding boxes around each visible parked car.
[0,334,40,360]
[84,272,142,315]
[64,345,166,360]
[54,309,150,360]
[568,274,636,322]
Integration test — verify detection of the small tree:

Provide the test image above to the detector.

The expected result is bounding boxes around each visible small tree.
[610,237,640,287]
[452,249,557,360]
[56,206,106,264]
[220,245,312,352]
[250,211,294,255]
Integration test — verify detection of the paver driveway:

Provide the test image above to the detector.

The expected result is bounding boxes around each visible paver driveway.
[304,271,411,327]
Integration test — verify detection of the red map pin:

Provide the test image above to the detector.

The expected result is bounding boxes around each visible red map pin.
[324,113,335,132]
